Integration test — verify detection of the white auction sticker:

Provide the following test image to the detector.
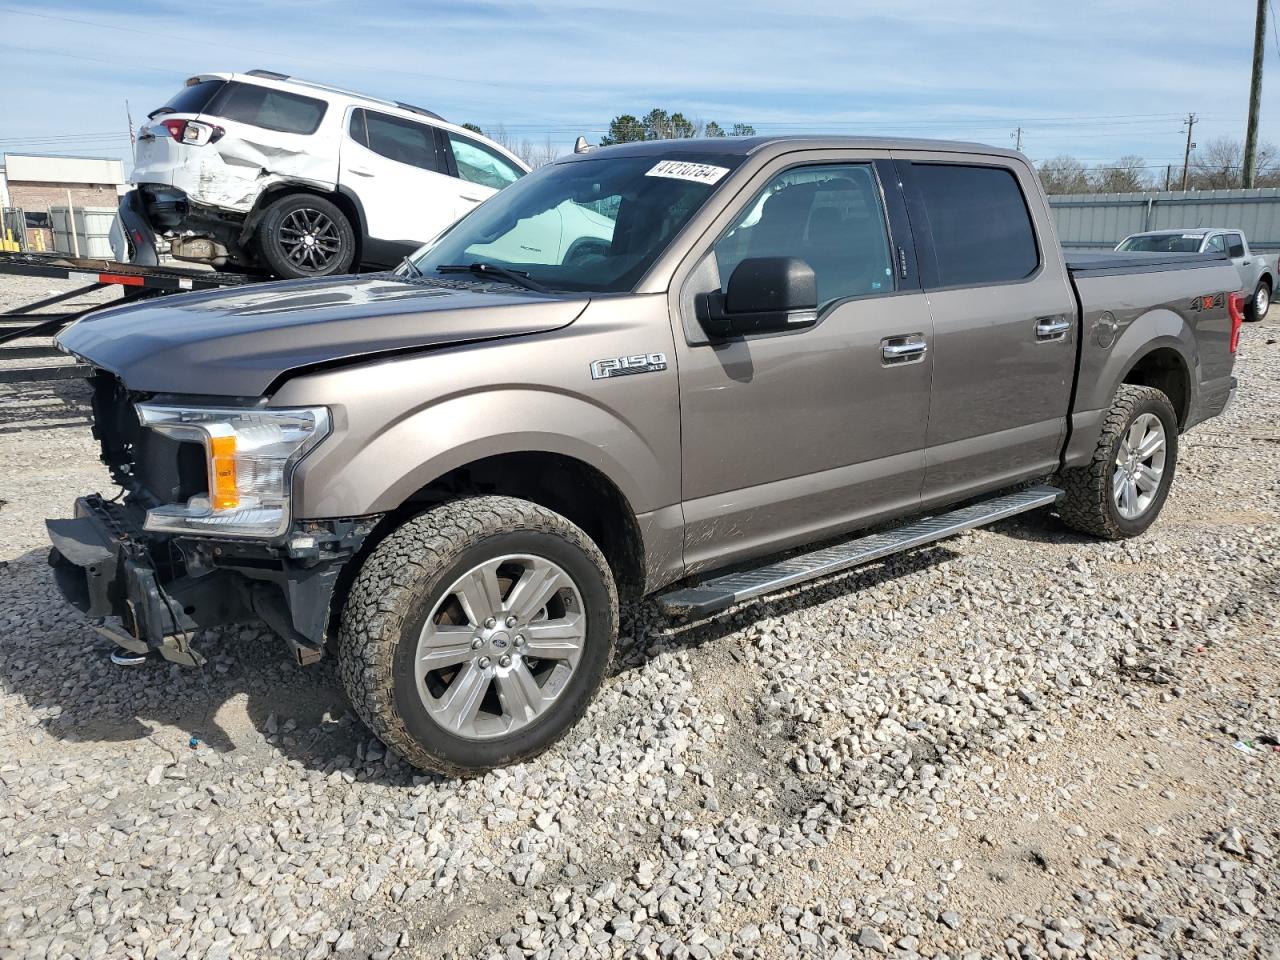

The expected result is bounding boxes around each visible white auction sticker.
[645,160,730,185]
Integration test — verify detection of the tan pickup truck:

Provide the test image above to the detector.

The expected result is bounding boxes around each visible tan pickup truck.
[49,136,1241,774]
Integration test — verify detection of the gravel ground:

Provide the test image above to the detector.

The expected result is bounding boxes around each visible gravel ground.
[0,274,1277,960]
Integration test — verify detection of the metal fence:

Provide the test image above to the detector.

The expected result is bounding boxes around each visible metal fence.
[1048,188,1280,253]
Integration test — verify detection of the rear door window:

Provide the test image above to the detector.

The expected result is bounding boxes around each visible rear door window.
[349,109,446,172]
[205,82,326,135]
[150,78,226,118]
[912,162,1039,287]
[1227,233,1246,258]
[445,133,524,189]
[1204,234,1227,254]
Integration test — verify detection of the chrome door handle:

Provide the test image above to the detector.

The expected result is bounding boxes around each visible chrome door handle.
[1035,316,1072,341]
[881,334,927,364]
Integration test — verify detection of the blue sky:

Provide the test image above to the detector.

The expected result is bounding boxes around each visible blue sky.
[1,0,1275,177]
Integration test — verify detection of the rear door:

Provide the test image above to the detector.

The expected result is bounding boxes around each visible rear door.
[341,108,462,249]
[440,131,527,220]
[671,152,935,572]
[1225,232,1256,291]
[894,153,1077,507]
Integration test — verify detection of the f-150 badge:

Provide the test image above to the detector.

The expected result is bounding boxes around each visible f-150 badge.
[590,353,668,379]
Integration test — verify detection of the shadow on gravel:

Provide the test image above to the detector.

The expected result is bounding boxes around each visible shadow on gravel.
[0,546,422,784]
[615,543,958,673]
[982,509,1097,546]
[0,379,93,434]
[1,511,1039,784]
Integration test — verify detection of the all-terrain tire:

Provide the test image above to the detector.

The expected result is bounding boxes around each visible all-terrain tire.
[257,193,356,279]
[337,496,618,776]
[1057,384,1178,540]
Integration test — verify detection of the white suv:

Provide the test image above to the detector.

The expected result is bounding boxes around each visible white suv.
[129,70,530,278]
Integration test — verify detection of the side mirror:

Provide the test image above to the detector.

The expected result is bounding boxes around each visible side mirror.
[696,257,818,338]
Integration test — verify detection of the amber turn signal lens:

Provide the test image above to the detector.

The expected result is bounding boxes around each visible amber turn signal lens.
[208,434,239,510]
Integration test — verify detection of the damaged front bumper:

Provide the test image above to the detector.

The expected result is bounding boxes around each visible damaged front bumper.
[47,494,375,667]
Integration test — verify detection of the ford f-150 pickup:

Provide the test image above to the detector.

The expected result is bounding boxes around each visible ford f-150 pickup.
[48,136,1243,775]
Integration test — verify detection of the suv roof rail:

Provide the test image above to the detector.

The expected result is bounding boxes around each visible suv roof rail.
[394,101,445,122]
[243,69,446,122]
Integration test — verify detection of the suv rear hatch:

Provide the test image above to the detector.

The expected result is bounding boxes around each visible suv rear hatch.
[133,74,338,215]
[133,76,228,189]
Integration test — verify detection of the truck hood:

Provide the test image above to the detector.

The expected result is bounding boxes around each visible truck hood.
[56,274,588,396]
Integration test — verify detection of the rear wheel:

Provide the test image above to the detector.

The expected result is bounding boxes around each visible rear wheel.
[257,193,355,278]
[338,496,618,776]
[1247,279,1270,321]
[1057,384,1178,539]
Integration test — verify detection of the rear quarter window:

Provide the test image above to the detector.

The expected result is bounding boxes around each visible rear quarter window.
[913,162,1040,287]
[206,82,327,135]
[150,78,226,118]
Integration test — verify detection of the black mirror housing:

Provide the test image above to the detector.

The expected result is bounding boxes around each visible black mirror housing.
[696,256,818,338]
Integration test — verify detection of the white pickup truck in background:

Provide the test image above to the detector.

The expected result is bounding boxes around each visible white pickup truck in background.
[1117,228,1274,320]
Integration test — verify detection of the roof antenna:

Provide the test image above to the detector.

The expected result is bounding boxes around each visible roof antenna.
[574,136,591,154]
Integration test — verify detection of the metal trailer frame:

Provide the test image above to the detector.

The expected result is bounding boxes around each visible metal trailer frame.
[0,253,261,385]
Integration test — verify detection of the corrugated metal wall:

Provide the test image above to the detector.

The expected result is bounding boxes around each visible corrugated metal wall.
[1048,188,1280,252]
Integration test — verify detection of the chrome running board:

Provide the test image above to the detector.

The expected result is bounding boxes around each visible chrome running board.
[657,485,1062,619]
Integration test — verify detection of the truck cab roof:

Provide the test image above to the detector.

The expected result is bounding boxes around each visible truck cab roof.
[560,135,1027,163]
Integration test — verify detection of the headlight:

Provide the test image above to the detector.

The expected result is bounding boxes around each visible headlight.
[136,404,330,539]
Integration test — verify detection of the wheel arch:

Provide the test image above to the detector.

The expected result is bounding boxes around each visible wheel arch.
[330,452,647,645]
[240,181,365,267]
[1120,345,1192,429]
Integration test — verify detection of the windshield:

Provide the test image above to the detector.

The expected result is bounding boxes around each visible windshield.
[410,154,742,293]
[1117,234,1203,253]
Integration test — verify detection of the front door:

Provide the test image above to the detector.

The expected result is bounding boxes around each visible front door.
[672,155,934,573]
[893,154,1078,506]
[340,108,463,251]
[441,130,526,221]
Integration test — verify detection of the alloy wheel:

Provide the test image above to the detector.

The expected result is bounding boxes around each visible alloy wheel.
[277,207,342,272]
[1256,284,1270,318]
[1112,412,1167,520]
[414,555,586,740]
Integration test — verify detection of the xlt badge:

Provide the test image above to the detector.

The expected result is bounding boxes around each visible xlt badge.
[590,353,668,380]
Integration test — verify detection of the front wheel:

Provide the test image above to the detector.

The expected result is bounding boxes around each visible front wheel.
[1247,279,1270,322]
[1057,384,1178,539]
[338,496,618,776]
[257,194,356,278]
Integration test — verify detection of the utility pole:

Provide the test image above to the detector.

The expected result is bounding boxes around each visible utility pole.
[1180,113,1197,191]
[1243,0,1266,187]
[1011,126,1024,151]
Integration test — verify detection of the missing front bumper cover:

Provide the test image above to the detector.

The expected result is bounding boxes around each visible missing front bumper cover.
[47,495,374,668]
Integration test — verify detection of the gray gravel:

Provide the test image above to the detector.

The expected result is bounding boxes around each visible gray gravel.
[0,274,1277,959]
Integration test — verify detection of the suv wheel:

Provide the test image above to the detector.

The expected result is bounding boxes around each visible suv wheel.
[1248,279,1270,321]
[1057,383,1178,539]
[257,194,355,278]
[338,496,618,776]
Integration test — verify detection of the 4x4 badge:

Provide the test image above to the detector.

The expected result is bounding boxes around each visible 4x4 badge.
[590,353,668,380]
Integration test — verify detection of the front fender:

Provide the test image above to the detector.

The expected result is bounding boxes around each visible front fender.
[301,388,671,518]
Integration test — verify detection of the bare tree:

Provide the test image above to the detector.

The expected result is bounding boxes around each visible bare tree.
[1038,155,1091,194]
[1190,136,1277,189]
[1091,155,1149,193]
